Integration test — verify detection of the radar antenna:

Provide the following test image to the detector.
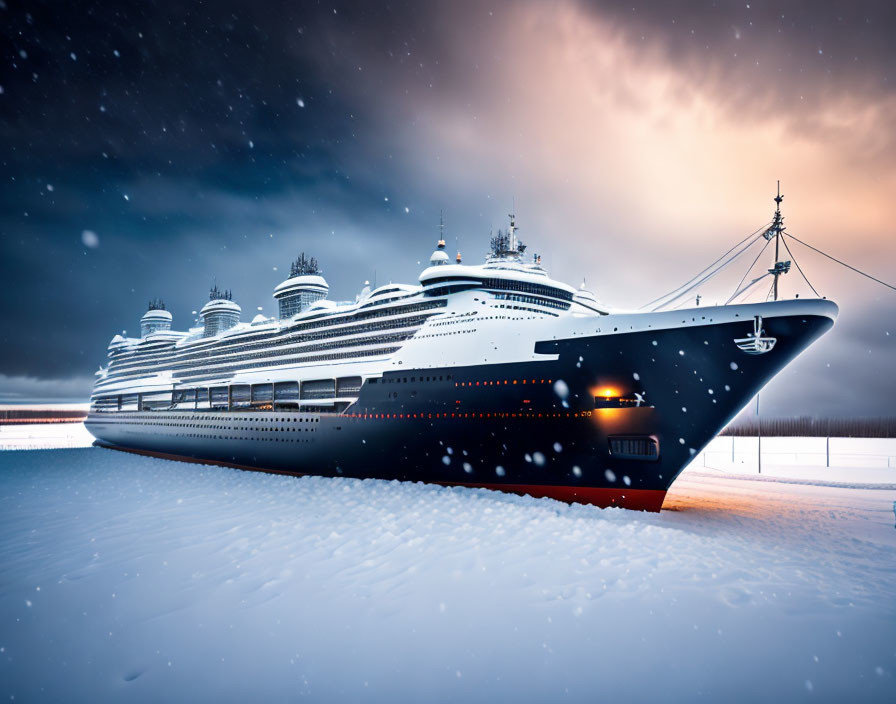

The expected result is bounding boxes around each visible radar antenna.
[508,201,517,254]
[763,181,791,301]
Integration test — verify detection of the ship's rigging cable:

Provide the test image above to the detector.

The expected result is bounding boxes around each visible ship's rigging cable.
[649,230,768,312]
[786,233,896,293]
[724,237,773,305]
[780,234,820,297]
[640,222,771,311]
[640,215,895,310]
[728,271,772,305]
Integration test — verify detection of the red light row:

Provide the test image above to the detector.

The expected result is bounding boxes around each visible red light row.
[456,378,553,387]
[343,411,593,420]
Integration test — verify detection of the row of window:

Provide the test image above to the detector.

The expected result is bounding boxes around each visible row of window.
[431,312,478,326]
[495,305,556,317]
[103,328,417,385]
[378,374,454,384]
[94,409,599,421]
[359,292,417,308]
[104,418,319,430]
[108,426,316,443]
[415,328,482,339]
[422,283,480,297]
[422,276,574,302]
[95,377,365,412]
[203,311,241,337]
[108,299,445,368]
[278,289,327,319]
[493,293,569,311]
[106,313,433,378]
[109,339,173,356]
[172,345,401,384]
[341,411,595,419]
[93,413,322,422]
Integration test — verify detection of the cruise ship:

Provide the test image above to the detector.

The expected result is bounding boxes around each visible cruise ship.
[85,206,837,511]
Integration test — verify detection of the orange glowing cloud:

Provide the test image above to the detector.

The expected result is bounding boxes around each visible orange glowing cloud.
[337,0,894,308]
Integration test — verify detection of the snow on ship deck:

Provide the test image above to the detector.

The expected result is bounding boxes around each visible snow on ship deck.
[1,446,894,702]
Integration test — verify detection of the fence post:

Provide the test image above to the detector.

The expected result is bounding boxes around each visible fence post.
[757,394,761,475]
[826,436,830,468]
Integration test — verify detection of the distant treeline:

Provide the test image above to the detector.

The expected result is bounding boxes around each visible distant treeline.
[0,409,87,424]
[722,417,896,438]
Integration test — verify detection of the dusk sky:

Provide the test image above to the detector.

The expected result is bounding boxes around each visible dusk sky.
[1,0,894,415]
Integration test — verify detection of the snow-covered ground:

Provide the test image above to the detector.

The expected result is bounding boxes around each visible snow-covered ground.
[1,444,894,702]
[0,421,95,450]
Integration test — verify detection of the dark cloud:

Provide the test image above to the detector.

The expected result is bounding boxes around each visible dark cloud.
[589,1,896,97]
[581,1,896,159]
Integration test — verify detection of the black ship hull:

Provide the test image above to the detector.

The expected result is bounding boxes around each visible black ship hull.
[86,306,834,511]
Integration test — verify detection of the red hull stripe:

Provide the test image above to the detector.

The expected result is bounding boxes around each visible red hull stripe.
[95,443,666,512]
[438,481,667,512]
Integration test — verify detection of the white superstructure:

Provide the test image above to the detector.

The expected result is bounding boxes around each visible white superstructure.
[89,220,613,413]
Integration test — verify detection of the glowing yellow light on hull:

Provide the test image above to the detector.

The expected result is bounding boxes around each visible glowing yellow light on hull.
[590,385,621,399]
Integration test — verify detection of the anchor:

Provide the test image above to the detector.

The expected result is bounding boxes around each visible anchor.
[734,315,777,355]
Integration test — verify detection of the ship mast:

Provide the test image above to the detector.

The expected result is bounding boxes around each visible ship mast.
[508,209,517,254]
[764,181,791,301]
